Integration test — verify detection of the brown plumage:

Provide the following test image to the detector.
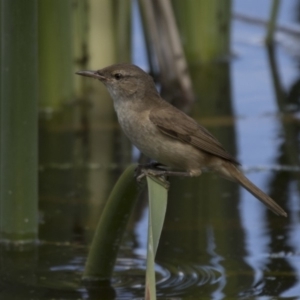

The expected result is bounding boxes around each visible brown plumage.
[76,63,287,217]
[149,104,239,164]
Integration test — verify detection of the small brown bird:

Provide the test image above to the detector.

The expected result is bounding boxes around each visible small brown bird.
[76,63,287,217]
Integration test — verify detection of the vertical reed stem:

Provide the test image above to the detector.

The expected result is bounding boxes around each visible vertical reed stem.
[173,0,232,63]
[0,0,38,242]
[265,0,281,44]
[38,0,73,110]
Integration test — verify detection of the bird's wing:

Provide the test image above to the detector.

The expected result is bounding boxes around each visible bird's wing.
[149,105,239,164]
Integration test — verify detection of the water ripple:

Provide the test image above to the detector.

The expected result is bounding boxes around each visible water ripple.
[113,256,222,296]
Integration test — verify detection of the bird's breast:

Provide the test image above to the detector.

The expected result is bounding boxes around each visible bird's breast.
[114,101,210,172]
[116,103,157,152]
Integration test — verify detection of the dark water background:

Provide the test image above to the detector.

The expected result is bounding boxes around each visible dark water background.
[1,1,300,299]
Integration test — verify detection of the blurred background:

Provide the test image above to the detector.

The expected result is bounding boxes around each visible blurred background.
[1,0,300,299]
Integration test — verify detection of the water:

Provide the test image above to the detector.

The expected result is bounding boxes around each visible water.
[1,1,300,299]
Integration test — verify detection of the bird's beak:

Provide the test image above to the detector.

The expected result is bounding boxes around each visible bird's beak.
[75,70,105,80]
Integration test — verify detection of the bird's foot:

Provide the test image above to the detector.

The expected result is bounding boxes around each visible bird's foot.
[135,163,200,189]
[135,163,170,189]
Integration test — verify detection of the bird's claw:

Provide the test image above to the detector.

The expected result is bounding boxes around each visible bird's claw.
[135,164,170,189]
[134,162,165,179]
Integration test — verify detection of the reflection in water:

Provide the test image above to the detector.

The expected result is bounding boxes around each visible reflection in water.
[240,193,271,293]
[206,226,226,300]
[265,43,300,296]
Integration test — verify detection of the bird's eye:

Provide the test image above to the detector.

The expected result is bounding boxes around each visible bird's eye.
[114,73,122,80]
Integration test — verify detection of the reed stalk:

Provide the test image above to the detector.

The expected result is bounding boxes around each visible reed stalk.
[265,0,281,44]
[172,0,232,64]
[38,0,73,110]
[145,175,168,300]
[0,0,38,242]
[83,164,140,280]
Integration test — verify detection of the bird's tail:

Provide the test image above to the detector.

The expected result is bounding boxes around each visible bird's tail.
[219,162,287,217]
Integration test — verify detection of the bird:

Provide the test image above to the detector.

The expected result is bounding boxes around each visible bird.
[76,63,287,217]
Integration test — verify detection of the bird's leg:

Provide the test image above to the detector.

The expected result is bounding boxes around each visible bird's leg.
[135,168,169,189]
[135,163,201,183]
[134,162,166,178]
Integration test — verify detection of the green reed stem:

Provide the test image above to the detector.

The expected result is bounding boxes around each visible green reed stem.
[0,0,38,242]
[38,0,73,110]
[265,0,281,44]
[145,175,168,300]
[83,164,140,280]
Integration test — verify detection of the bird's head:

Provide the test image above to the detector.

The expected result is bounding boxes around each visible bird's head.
[76,63,158,103]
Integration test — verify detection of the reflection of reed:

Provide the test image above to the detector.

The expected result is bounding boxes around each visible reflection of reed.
[264,44,299,294]
[39,109,85,243]
[266,44,300,200]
